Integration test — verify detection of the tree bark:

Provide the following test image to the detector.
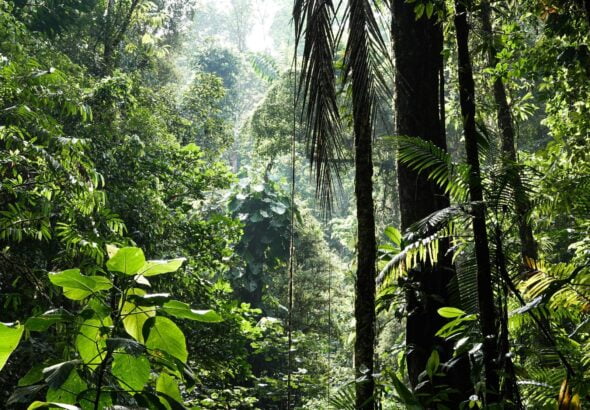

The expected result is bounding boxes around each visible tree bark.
[391,0,472,403]
[453,0,501,404]
[481,1,537,263]
[351,2,377,407]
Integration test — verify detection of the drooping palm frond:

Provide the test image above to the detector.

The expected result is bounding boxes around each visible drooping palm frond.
[377,206,470,286]
[392,135,471,202]
[293,0,344,207]
[328,382,356,409]
[518,260,590,313]
[342,0,391,130]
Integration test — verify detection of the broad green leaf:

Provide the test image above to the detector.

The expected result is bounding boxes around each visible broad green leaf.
[145,317,188,363]
[156,373,182,403]
[138,258,186,277]
[161,300,223,323]
[384,226,402,246]
[106,338,144,355]
[76,318,111,370]
[79,390,111,410]
[106,244,119,258]
[25,309,70,332]
[48,270,112,300]
[46,369,87,404]
[27,402,80,410]
[112,351,150,393]
[0,322,24,371]
[43,361,80,389]
[437,307,466,318]
[121,289,156,343]
[106,247,146,275]
[18,365,45,386]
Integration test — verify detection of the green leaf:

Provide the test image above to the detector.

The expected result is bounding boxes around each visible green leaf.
[106,338,144,355]
[426,350,440,379]
[161,300,223,323]
[18,365,45,386]
[389,373,420,406]
[112,351,150,393]
[156,373,182,403]
[48,269,112,300]
[145,317,188,363]
[27,402,80,410]
[384,226,402,246]
[46,369,87,404]
[76,318,110,370]
[270,203,287,215]
[0,322,24,371]
[437,307,466,318]
[43,361,80,389]
[425,2,434,18]
[79,390,111,410]
[106,247,146,275]
[25,309,71,332]
[121,289,155,343]
[414,3,425,19]
[138,258,186,277]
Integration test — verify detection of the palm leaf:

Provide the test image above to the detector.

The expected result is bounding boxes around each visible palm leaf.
[392,135,470,202]
[293,0,344,207]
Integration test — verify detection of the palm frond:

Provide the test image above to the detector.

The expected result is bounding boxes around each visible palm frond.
[393,135,470,202]
[518,260,590,313]
[248,52,279,82]
[328,382,357,409]
[377,206,470,286]
[293,0,344,207]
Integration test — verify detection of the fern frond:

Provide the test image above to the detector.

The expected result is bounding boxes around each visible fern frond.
[248,52,279,83]
[518,260,590,313]
[392,135,470,201]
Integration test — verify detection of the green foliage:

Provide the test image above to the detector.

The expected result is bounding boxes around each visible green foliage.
[1,245,222,408]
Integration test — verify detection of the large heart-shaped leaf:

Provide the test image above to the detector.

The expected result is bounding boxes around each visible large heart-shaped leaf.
[156,373,182,405]
[112,351,150,393]
[46,368,87,404]
[138,258,186,277]
[76,318,111,370]
[48,270,112,300]
[0,322,24,371]
[25,309,71,332]
[161,300,223,323]
[121,289,155,343]
[106,247,146,275]
[144,317,188,363]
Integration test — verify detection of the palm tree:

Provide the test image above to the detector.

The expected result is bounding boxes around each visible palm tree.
[453,0,501,404]
[294,0,388,406]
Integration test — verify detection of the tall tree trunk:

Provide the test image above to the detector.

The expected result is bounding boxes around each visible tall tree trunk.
[481,1,537,263]
[351,1,377,407]
[391,1,472,403]
[453,0,501,404]
[103,0,116,75]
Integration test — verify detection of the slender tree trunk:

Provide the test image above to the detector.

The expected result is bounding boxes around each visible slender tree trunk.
[353,112,376,409]
[103,0,116,75]
[351,2,377,407]
[481,2,537,263]
[453,0,501,404]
